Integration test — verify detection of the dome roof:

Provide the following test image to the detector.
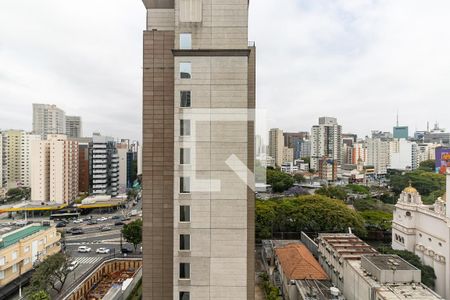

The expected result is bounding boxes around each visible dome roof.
[403,182,418,194]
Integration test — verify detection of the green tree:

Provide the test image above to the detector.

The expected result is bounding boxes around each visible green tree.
[122,219,143,251]
[389,170,445,198]
[359,211,393,230]
[316,186,348,200]
[267,168,294,193]
[377,247,436,289]
[418,159,436,172]
[127,189,138,201]
[346,184,370,195]
[26,253,71,296]
[353,198,394,213]
[293,173,305,183]
[256,195,366,239]
[29,290,51,300]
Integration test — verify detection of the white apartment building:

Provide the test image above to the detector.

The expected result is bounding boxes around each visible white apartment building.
[392,174,450,299]
[31,134,79,204]
[117,143,128,193]
[317,233,442,300]
[65,115,82,138]
[366,138,390,175]
[310,117,342,171]
[269,128,284,167]
[282,147,294,164]
[389,139,418,171]
[1,130,41,189]
[32,104,66,138]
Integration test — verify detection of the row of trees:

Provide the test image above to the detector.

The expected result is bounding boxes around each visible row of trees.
[256,195,367,239]
[3,187,31,203]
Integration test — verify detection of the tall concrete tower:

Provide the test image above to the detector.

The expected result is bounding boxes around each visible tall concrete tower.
[141,1,256,299]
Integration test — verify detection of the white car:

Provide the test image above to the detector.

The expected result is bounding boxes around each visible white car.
[96,247,110,254]
[97,217,108,222]
[73,219,83,224]
[77,246,91,253]
[68,261,79,271]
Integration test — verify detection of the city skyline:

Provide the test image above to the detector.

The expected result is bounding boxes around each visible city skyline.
[3,1,450,141]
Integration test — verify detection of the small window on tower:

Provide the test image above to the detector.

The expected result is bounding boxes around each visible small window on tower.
[180,62,192,79]
[180,33,192,49]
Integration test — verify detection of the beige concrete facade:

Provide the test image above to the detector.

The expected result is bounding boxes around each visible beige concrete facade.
[142,1,255,299]
[0,224,61,287]
[31,134,79,204]
[269,128,284,167]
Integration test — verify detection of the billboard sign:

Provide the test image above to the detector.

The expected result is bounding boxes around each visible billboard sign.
[435,147,450,174]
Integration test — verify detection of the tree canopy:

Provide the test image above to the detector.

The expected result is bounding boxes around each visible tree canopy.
[122,219,142,251]
[316,186,348,200]
[266,168,294,193]
[418,159,436,172]
[389,169,445,204]
[26,253,71,296]
[256,195,366,239]
[29,291,51,300]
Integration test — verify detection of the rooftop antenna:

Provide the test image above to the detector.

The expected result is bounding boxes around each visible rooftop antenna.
[427,121,429,132]
[396,110,399,127]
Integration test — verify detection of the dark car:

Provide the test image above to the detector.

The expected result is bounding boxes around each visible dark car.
[121,247,133,254]
[55,222,66,228]
[111,215,121,220]
[71,228,84,235]
[114,221,124,226]
[87,220,98,225]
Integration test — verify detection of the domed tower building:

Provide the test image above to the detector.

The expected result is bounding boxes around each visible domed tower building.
[392,173,450,299]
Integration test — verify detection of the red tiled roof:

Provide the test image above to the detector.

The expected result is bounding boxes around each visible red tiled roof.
[275,243,328,281]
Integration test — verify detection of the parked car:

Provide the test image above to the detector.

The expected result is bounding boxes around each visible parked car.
[100,226,111,232]
[114,221,124,226]
[111,215,121,220]
[97,217,108,222]
[78,246,91,253]
[87,220,98,225]
[73,219,83,224]
[55,222,66,228]
[96,247,110,254]
[68,261,79,271]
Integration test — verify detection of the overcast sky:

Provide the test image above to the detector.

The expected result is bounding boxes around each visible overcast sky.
[1,0,450,141]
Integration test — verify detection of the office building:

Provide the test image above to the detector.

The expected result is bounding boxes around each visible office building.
[65,116,82,138]
[1,130,40,189]
[392,178,450,299]
[88,134,119,197]
[310,117,342,170]
[393,126,409,139]
[31,134,79,204]
[32,104,66,138]
[371,130,393,140]
[283,132,309,160]
[141,1,256,299]
[0,223,61,290]
[269,128,284,167]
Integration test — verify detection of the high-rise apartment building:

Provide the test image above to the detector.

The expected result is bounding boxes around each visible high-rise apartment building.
[31,134,78,204]
[283,132,309,160]
[1,130,40,189]
[141,1,256,299]
[89,134,119,197]
[366,138,390,175]
[32,104,66,138]
[269,128,284,167]
[310,117,342,170]
[65,116,82,138]
[389,139,418,171]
